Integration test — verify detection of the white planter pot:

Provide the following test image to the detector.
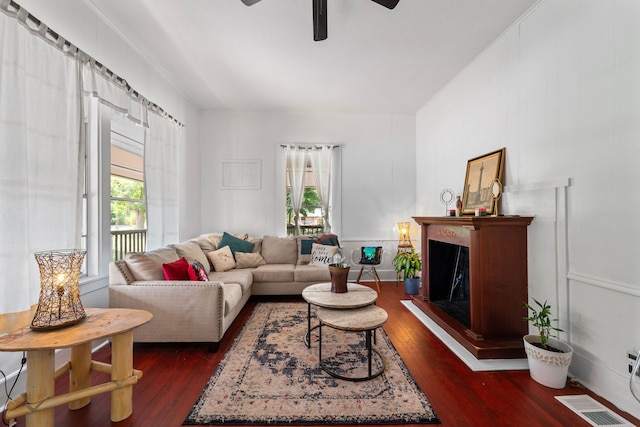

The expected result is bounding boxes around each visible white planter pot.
[523,335,573,389]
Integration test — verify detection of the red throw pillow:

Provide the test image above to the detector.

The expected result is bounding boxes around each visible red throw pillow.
[162,257,197,281]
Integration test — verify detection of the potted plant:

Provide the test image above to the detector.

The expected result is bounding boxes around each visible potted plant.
[393,249,422,295]
[523,298,573,388]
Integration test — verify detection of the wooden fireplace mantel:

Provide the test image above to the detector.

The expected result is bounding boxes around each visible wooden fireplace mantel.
[412,215,534,359]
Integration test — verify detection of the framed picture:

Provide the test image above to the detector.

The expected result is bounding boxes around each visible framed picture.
[461,148,505,215]
[221,160,262,190]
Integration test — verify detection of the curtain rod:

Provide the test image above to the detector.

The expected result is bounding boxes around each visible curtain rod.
[2,0,184,128]
[280,144,340,149]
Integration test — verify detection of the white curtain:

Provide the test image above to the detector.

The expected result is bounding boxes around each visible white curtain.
[81,58,149,128]
[0,0,182,328]
[309,146,333,233]
[145,112,180,249]
[0,9,82,324]
[81,54,180,250]
[285,146,308,236]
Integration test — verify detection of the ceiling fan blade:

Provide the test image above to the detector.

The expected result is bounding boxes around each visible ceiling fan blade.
[240,0,262,6]
[313,0,327,41]
[370,0,399,9]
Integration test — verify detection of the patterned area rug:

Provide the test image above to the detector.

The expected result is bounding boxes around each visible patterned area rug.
[184,302,440,425]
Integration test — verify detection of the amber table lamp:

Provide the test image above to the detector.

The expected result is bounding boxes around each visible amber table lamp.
[397,222,413,249]
[31,249,87,330]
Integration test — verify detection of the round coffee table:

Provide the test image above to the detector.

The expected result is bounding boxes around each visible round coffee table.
[316,305,388,381]
[302,282,378,348]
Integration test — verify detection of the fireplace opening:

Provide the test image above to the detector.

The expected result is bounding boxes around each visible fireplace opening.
[428,240,470,328]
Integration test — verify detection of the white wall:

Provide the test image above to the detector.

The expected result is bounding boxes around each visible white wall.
[200,111,417,278]
[416,0,640,418]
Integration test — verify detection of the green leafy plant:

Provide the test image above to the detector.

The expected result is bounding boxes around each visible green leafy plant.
[392,249,422,280]
[524,298,563,350]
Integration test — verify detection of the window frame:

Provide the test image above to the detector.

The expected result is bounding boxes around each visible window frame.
[109,115,147,260]
[81,98,112,283]
[277,145,341,237]
[82,100,148,281]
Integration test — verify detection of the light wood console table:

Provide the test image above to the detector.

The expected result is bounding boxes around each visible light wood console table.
[0,308,152,427]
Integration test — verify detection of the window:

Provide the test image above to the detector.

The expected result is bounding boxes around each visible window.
[283,145,340,237]
[110,116,146,260]
[286,159,324,236]
[82,101,147,281]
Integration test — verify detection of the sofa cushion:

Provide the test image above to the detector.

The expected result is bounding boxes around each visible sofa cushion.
[191,234,219,253]
[207,246,236,272]
[249,237,262,254]
[208,270,253,294]
[124,247,179,281]
[236,252,266,269]
[222,282,243,316]
[261,235,298,264]
[173,240,211,273]
[294,264,331,282]
[252,264,295,283]
[309,243,340,266]
[296,236,315,265]
[162,257,197,281]
[218,232,255,259]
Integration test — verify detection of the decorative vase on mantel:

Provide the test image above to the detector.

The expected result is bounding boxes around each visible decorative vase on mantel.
[329,263,350,293]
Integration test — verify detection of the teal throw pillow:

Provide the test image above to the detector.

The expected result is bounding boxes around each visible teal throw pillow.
[218,232,255,259]
[301,239,314,255]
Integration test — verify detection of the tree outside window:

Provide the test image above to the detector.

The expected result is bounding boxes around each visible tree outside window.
[286,186,323,236]
[111,176,145,229]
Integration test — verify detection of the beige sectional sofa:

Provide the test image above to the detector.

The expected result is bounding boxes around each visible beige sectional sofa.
[109,233,335,351]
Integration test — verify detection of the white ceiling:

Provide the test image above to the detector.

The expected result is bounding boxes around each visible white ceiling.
[86,0,537,114]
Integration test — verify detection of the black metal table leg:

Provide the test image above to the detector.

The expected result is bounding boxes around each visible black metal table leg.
[306,303,311,348]
[366,329,372,377]
[318,321,322,361]
[319,327,385,382]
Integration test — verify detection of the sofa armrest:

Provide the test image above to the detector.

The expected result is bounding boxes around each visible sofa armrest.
[109,260,135,285]
[109,281,225,344]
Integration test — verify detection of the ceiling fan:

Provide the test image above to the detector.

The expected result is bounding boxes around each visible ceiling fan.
[240,0,400,41]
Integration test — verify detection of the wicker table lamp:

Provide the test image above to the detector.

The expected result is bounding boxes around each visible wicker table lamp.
[31,249,87,331]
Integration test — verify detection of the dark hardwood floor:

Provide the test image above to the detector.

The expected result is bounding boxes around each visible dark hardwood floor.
[12,282,640,426]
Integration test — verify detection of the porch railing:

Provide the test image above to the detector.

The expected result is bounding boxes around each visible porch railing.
[111,229,147,261]
[286,225,324,236]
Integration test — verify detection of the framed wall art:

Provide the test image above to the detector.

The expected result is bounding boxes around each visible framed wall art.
[221,160,262,190]
[461,148,505,215]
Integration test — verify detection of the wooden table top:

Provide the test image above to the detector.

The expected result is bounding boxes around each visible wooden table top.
[316,305,388,331]
[0,308,152,351]
[302,282,378,308]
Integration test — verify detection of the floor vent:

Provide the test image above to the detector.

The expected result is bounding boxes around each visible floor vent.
[555,395,636,427]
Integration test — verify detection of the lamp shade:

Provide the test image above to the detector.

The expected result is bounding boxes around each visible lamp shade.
[397,222,412,248]
[31,249,86,330]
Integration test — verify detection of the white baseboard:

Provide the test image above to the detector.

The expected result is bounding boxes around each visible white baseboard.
[401,300,529,372]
